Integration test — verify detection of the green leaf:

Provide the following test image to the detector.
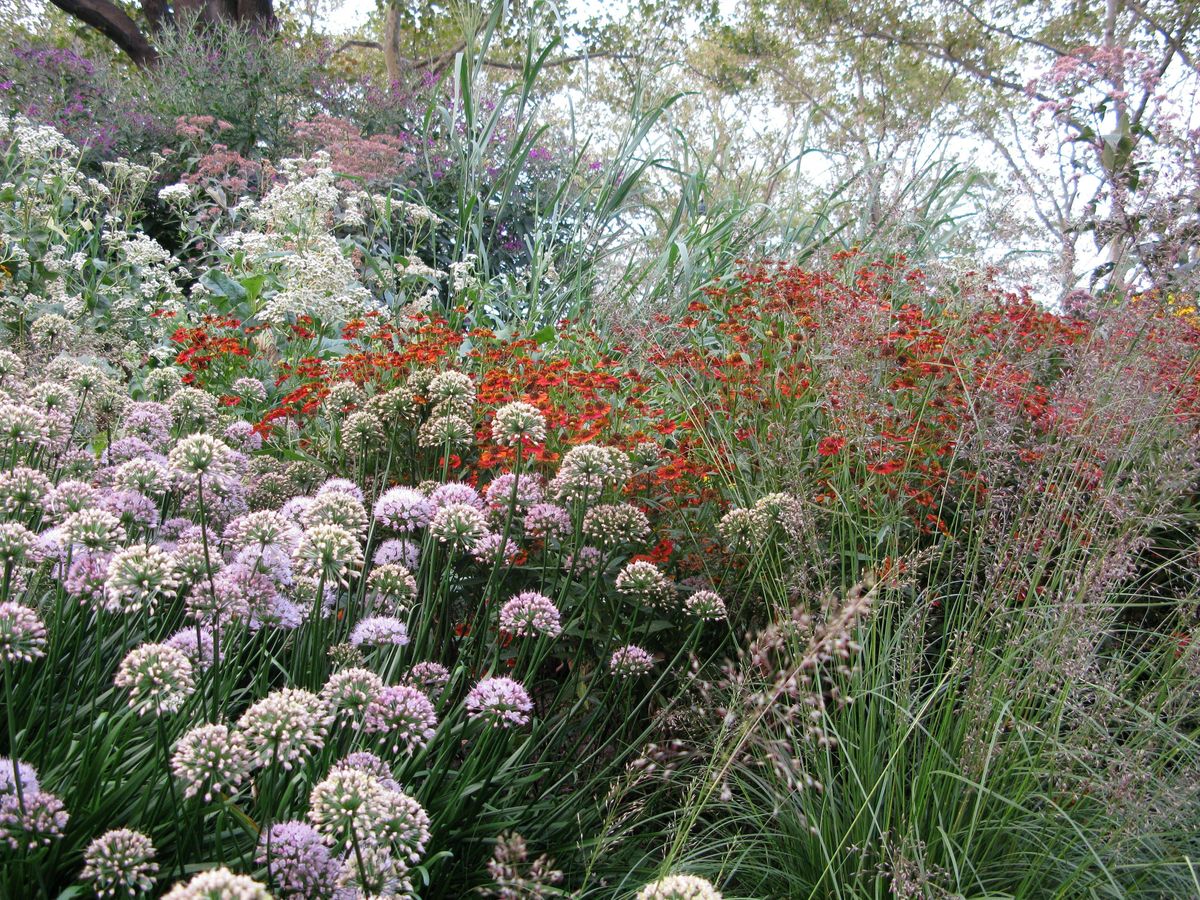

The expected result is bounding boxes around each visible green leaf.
[199,269,248,302]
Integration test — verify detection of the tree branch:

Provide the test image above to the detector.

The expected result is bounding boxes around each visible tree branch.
[46,0,158,67]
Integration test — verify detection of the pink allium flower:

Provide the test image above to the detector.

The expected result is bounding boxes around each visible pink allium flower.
[364,684,438,754]
[373,486,435,532]
[610,645,655,677]
[498,591,562,638]
[465,676,533,729]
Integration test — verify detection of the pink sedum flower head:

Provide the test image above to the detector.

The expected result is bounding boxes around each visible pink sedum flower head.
[465,676,533,729]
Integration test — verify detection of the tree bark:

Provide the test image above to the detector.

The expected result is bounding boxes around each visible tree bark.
[46,0,159,67]
[383,5,402,86]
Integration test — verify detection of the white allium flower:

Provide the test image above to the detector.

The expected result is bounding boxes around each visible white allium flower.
[81,828,158,897]
[492,401,547,447]
[161,867,271,900]
[238,687,331,770]
[636,874,723,900]
[172,723,253,802]
[114,643,195,716]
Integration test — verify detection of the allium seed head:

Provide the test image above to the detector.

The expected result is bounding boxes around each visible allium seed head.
[373,487,434,533]
[491,401,547,448]
[636,874,723,900]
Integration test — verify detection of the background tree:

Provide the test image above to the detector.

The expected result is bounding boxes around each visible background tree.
[44,0,277,67]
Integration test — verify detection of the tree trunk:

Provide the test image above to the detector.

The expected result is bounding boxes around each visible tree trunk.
[384,5,402,86]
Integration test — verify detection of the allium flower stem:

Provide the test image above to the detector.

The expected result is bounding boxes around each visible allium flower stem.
[1,659,22,811]
[155,713,186,877]
[480,442,523,622]
[196,477,218,722]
